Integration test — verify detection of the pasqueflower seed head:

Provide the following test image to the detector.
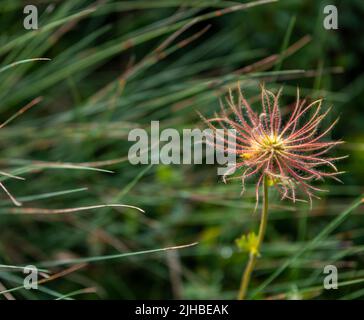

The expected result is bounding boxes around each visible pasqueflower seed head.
[202,84,344,207]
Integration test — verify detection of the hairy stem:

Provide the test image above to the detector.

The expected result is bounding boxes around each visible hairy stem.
[238,175,269,300]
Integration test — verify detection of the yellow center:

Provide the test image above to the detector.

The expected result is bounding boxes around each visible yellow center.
[240,134,285,160]
[260,134,285,152]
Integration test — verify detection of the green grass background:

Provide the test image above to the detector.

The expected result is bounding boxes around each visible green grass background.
[0,0,363,299]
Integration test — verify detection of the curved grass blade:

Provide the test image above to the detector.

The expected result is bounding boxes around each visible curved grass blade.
[37,242,198,267]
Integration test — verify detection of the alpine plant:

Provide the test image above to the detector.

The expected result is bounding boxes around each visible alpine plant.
[202,84,344,207]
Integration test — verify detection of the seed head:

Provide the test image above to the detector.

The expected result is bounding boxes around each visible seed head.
[202,84,344,207]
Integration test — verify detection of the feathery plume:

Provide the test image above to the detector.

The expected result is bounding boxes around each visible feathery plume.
[202,84,344,207]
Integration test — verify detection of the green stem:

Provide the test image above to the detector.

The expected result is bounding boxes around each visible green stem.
[238,175,269,300]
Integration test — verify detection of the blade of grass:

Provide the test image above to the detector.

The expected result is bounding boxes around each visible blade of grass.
[37,242,198,267]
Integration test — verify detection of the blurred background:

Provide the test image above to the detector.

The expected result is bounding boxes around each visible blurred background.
[0,0,363,299]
